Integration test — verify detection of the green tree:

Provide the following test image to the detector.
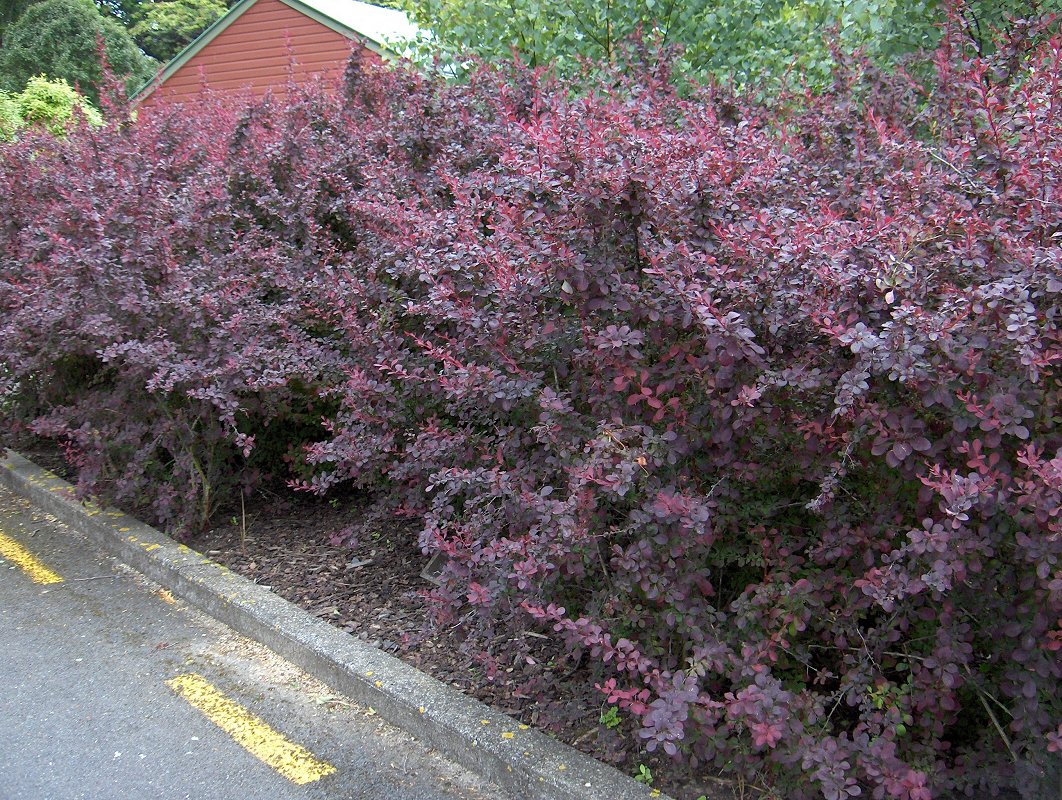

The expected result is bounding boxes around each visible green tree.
[1,0,42,40]
[0,0,156,101]
[94,0,144,23]
[131,0,226,61]
[400,0,1061,88]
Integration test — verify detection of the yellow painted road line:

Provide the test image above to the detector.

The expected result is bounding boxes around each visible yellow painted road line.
[166,673,336,785]
[0,530,63,585]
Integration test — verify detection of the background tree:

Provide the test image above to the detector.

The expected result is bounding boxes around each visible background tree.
[0,0,41,40]
[94,0,143,23]
[399,0,1062,88]
[0,0,156,101]
[131,0,226,61]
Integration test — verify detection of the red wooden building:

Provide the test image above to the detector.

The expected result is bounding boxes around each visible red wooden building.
[135,0,418,106]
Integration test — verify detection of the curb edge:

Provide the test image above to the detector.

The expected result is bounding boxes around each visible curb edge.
[1,449,679,800]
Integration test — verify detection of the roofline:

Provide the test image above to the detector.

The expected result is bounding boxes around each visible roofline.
[132,0,258,101]
[131,0,389,102]
[281,0,388,50]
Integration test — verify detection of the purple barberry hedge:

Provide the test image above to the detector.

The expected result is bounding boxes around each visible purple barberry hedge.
[1,19,1060,800]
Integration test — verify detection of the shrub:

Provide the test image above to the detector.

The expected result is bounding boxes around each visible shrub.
[14,76,103,134]
[0,93,20,140]
[0,17,1059,799]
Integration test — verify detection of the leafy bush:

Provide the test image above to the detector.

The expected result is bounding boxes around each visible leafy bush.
[13,76,103,134]
[0,93,20,140]
[1,18,1059,799]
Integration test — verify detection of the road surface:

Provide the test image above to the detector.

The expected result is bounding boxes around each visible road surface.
[0,485,507,800]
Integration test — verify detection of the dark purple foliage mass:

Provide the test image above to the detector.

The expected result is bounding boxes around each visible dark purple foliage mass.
[1,21,1060,799]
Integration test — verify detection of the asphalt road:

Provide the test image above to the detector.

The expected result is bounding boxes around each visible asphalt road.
[0,485,508,800]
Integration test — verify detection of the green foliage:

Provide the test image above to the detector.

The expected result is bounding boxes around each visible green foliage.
[17,75,103,133]
[0,0,42,40]
[398,0,687,72]
[0,0,156,102]
[0,76,103,139]
[94,0,144,23]
[400,0,1062,89]
[599,705,623,730]
[131,0,226,61]
[0,93,21,140]
[633,764,653,785]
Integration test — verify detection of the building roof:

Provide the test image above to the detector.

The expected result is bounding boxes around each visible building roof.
[135,0,419,100]
[297,0,419,43]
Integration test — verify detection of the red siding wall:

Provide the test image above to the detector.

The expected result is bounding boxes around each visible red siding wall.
[140,0,374,106]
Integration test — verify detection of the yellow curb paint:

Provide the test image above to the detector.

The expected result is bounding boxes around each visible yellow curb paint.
[142,543,161,553]
[0,530,63,585]
[166,674,336,785]
[158,589,177,605]
[501,732,514,740]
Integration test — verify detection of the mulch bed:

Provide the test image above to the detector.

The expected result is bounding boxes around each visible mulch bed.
[190,490,632,745]
[190,490,734,799]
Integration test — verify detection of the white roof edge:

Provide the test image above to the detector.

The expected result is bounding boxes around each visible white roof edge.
[294,0,420,44]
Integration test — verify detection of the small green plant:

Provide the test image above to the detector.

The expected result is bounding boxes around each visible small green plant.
[16,75,101,134]
[633,764,653,785]
[0,92,20,140]
[866,677,914,735]
[599,705,622,730]
[0,76,101,139]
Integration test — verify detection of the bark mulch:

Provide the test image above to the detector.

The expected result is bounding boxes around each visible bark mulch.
[190,492,631,751]
[189,491,727,800]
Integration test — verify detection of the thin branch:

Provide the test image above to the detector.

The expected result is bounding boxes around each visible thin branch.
[963,664,1019,764]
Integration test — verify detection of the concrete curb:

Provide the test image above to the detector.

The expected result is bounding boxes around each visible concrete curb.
[1,449,679,800]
